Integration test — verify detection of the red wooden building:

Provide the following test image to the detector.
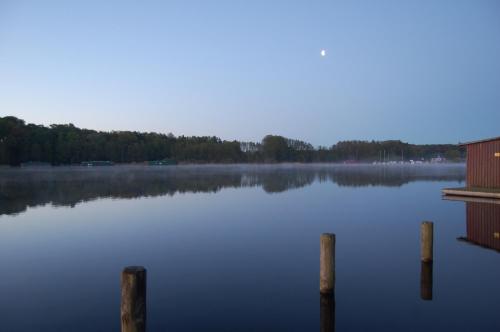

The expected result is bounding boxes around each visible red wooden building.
[443,136,500,199]
[462,136,500,189]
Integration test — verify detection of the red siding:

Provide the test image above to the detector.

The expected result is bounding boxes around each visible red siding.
[466,139,500,188]
[466,202,500,251]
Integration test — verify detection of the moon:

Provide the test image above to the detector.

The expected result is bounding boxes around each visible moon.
[320,49,326,57]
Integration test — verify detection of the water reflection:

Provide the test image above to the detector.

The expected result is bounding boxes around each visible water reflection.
[420,262,433,300]
[0,164,464,216]
[457,201,500,253]
[320,293,335,332]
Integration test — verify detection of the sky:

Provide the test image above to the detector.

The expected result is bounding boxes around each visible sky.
[0,0,499,146]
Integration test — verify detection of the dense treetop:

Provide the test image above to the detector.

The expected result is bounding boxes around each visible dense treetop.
[0,116,464,166]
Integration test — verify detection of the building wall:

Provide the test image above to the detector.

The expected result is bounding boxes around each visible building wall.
[466,202,500,251]
[466,139,500,188]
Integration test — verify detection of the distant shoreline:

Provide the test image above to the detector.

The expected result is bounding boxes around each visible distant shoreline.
[1,116,465,166]
[1,162,466,170]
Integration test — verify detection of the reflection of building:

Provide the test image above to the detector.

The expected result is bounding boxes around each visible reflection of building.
[443,136,500,199]
[458,202,500,252]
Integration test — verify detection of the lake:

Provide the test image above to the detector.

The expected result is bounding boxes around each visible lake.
[0,164,499,332]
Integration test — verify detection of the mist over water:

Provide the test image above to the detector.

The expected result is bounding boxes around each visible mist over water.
[0,164,465,216]
[1,163,499,332]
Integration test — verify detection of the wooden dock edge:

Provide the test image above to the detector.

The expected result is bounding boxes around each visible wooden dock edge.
[442,194,500,205]
[442,188,500,200]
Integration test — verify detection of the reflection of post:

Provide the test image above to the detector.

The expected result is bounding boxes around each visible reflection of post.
[320,293,335,332]
[420,261,433,300]
[121,266,147,332]
[421,222,434,262]
[320,233,335,294]
[420,222,433,301]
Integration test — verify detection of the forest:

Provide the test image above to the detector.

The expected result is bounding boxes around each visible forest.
[0,116,464,165]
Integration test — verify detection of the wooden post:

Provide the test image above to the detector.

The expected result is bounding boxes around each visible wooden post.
[320,293,335,332]
[420,261,433,300]
[420,221,433,262]
[320,233,335,294]
[121,266,147,332]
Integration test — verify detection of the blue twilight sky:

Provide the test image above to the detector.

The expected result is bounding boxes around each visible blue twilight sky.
[0,0,499,146]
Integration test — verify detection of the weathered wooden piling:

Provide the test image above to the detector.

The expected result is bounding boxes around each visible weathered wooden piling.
[420,221,434,262]
[320,293,336,332]
[320,233,335,294]
[420,261,433,300]
[121,266,147,332]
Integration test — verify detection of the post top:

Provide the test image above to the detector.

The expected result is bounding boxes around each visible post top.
[123,266,146,274]
[422,221,434,225]
[321,233,336,238]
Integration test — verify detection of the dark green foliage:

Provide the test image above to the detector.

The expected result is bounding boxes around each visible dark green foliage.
[330,140,465,162]
[262,135,289,162]
[0,116,465,165]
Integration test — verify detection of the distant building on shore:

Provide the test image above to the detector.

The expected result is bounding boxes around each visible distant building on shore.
[81,161,114,166]
[430,155,446,163]
[147,159,177,166]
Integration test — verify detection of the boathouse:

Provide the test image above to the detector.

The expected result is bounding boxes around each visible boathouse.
[442,136,500,199]
[463,136,500,188]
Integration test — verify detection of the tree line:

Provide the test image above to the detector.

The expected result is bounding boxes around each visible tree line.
[0,116,464,166]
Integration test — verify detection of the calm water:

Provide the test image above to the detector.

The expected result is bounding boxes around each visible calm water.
[0,164,499,332]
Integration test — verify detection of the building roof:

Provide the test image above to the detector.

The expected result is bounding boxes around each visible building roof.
[459,136,500,146]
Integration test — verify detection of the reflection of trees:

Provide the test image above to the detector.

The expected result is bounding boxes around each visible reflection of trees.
[257,169,316,193]
[327,165,465,187]
[0,165,465,216]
